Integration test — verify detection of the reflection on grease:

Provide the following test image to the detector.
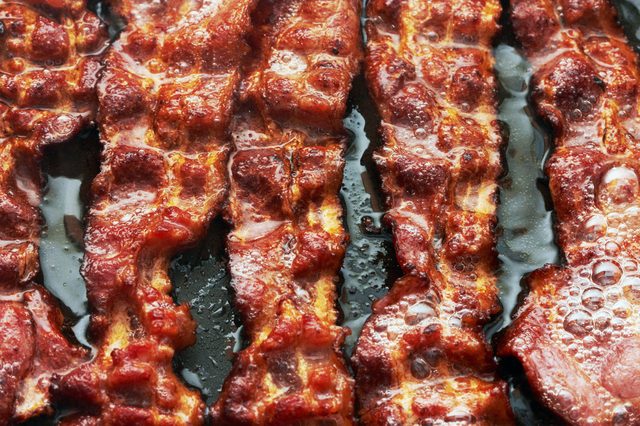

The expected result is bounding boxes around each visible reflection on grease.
[493,43,559,333]
[492,42,562,425]
[340,75,399,357]
[171,220,238,404]
[40,133,100,349]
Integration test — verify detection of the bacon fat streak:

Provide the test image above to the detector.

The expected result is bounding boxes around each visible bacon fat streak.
[352,0,515,424]
[211,0,361,424]
[52,0,256,423]
[499,1,640,424]
[0,0,106,422]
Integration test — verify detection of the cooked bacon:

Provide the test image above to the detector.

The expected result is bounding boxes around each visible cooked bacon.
[50,0,257,423]
[0,0,105,422]
[351,1,514,424]
[210,0,361,423]
[499,0,640,424]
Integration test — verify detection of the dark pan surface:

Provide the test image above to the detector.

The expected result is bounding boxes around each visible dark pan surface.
[29,0,640,423]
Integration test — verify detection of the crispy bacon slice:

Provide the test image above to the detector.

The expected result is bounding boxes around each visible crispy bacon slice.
[499,0,640,424]
[351,1,514,424]
[211,0,361,423]
[51,0,256,423]
[0,0,106,422]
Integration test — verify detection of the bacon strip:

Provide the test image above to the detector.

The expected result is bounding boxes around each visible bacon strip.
[351,1,514,424]
[499,1,640,424]
[211,0,361,423]
[0,0,106,422]
[52,0,257,423]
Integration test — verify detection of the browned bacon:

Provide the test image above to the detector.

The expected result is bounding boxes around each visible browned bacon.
[351,1,514,424]
[211,0,361,423]
[0,0,106,422]
[51,0,257,423]
[499,0,640,424]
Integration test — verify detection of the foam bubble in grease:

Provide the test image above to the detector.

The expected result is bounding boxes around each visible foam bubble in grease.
[581,287,606,311]
[269,50,307,75]
[597,166,639,210]
[410,355,432,379]
[404,301,436,326]
[563,309,593,337]
[592,260,623,286]
[623,276,640,301]
[584,214,608,241]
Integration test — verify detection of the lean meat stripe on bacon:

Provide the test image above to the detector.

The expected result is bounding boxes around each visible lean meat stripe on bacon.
[499,0,640,424]
[51,0,256,424]
[352,0,514,424]
[211,0,361,423]
[0,0,106,422]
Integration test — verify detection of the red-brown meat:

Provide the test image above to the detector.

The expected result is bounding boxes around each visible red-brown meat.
[52,0,257,423]
[211,0,361,424]
[352,1,514,424]
[0,0,106,422]
[499,1,640,424]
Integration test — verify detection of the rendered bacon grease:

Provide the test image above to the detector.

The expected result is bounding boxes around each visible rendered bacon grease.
[0,0,106,422]
[211,0,361,423]
[499,0,640,424]
[352,0,515,424]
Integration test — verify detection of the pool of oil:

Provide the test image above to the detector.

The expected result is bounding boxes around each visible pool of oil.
[493,43,560,332]
[40,133,101,338]
[492,40,562,426]
[31,0,640,424]
[340,76,400,357]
